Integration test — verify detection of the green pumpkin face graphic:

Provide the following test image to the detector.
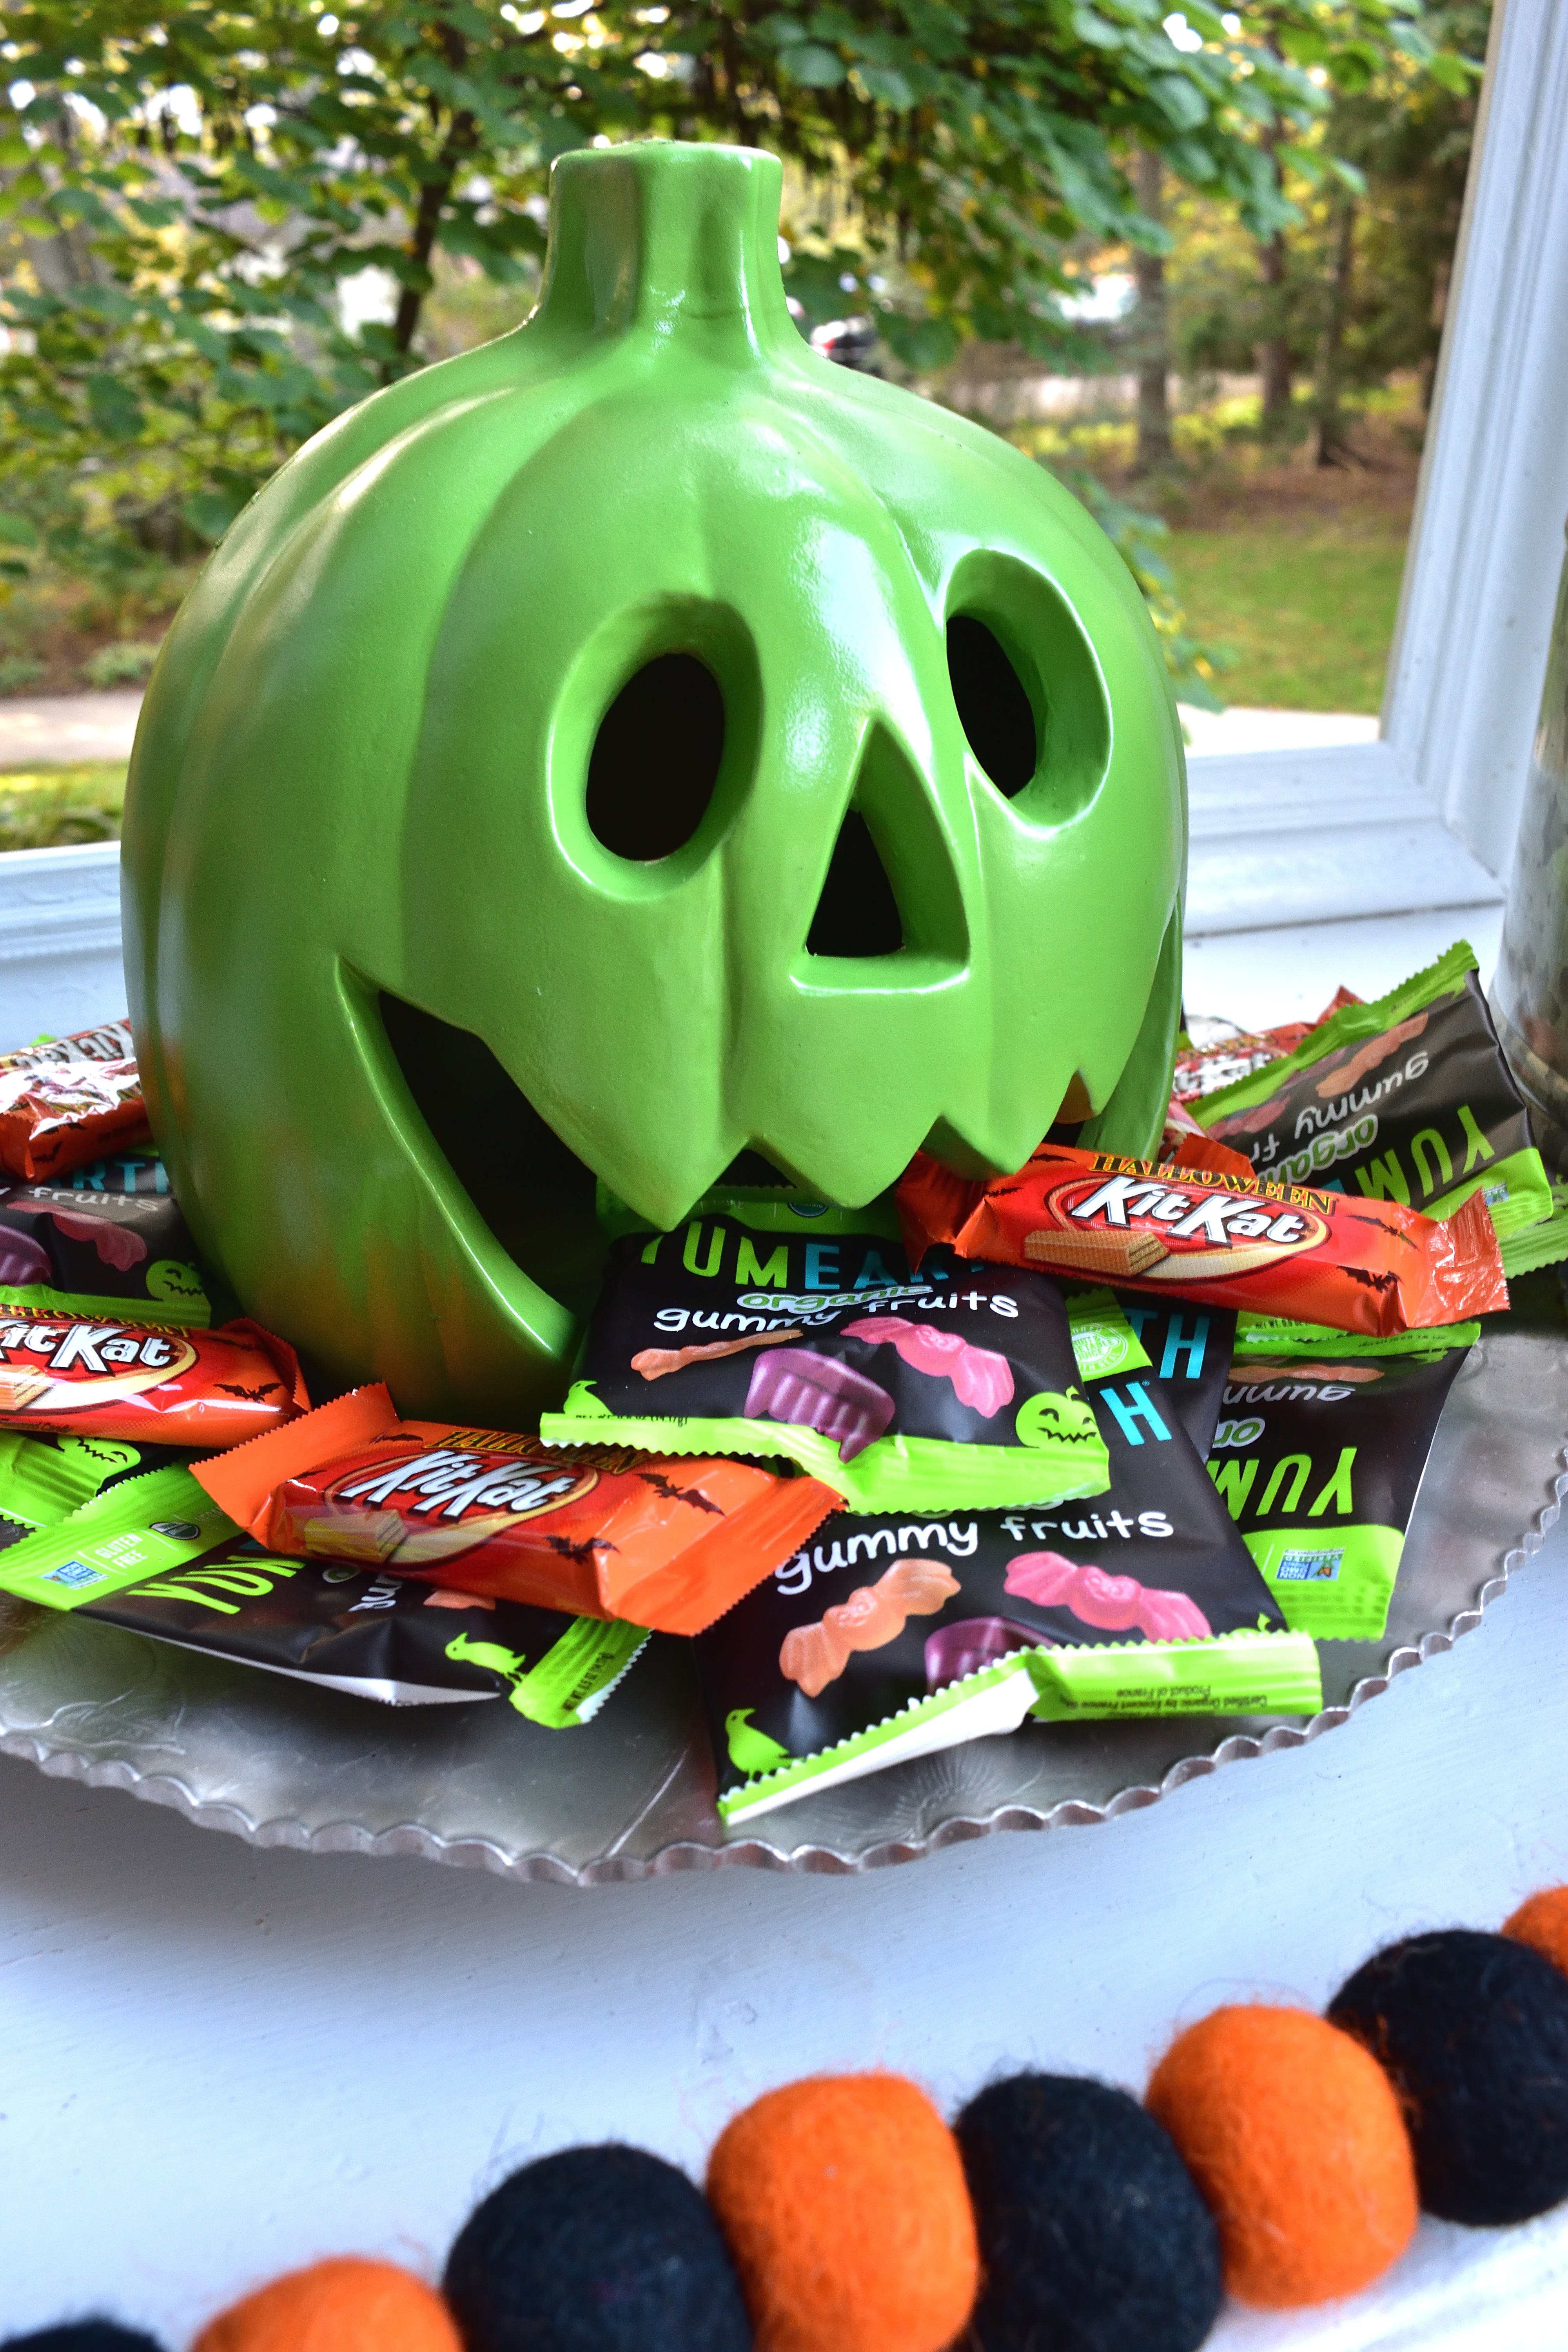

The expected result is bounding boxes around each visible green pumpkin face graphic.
[123,142,1185,1422]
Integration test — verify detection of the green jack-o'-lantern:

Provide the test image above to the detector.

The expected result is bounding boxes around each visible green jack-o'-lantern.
[123,140,1185,1423]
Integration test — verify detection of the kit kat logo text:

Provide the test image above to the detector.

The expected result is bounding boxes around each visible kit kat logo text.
[1030,1172,1330,1284]
[329,1448,596,1525]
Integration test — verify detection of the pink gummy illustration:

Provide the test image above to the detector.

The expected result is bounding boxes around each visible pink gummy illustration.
[51,1210,147,1270]
[780,1557,962,1696]
[743,1347,895,1463]
[1,1201,148,1270]
[1003,1549,1211,1642]
[842,1315,1014,1416]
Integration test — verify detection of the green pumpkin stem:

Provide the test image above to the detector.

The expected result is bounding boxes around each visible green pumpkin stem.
[531,140,798,363]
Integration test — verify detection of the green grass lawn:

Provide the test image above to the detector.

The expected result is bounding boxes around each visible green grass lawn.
[0,764,126,852]
[1168,526,1409,711]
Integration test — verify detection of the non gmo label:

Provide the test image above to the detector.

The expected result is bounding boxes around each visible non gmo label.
[1274,1546,1344,1584]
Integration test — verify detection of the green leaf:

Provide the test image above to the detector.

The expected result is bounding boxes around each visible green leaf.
[1072,6,1127,49]
[0,514,40,549]
[85,374,143,442]
[782,43,847,86]
[876,310,959,371]
[856,63,914,108]
[1145,72,1209,131]
[183,486,250,545]
[1429,51,1477,95]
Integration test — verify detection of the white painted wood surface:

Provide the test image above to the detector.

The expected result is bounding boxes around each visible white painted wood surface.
[2,913,1566,2347]
[2,1500,1564,2346]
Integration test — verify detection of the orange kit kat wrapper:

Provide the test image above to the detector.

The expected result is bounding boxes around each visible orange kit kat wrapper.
[897,1143,1508,1336]
[0,1303,307,1441]
[0,1058,151,1181]
[194,1385,842,1633]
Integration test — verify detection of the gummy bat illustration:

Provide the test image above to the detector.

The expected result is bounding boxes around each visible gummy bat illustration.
[780,1557,962,1697]
[632,1330,801,1379]
[1003,1550,1210,1643]
[841,1316,1014,1415]
[1312,1012,1427,1101]
[744,1349,895,1463]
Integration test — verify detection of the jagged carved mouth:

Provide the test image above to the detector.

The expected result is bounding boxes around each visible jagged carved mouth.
[379,992,788,1321]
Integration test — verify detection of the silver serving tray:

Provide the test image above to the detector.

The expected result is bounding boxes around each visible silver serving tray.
[2,1280,1564,1883]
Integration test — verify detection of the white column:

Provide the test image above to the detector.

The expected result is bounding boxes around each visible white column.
[1383,0,1568,879]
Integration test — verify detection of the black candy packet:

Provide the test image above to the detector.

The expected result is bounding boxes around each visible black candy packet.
[699,1337,1316,1828]
[1193,942,1551,1249]
[1210,1319,1477,1640]
[0,1150,212,1322]
[77,1539,647,1724]
[541,1214,1110,1514]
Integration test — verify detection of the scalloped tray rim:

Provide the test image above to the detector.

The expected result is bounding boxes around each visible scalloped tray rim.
[5,1448,1563,1888]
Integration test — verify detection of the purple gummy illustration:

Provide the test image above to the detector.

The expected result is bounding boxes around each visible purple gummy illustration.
[743,1347,896,1463]
[924,1615,1047,1693]
[0,1225,51,1286]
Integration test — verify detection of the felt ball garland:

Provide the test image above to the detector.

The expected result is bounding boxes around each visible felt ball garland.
[2,2331,167,2352]
[1328,1929,1568,2227]
[1506,1884,1568,1976]
[18,1885,1568,2352]
[189,2259,461,2352]
[444,2143,752,2352]
[1146,2006,1417,2307]
[954,2071,1222,2352]
[706,2073,978,2352]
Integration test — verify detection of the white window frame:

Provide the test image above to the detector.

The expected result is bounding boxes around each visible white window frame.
[1185,0,1568,937]
[1,0,1565,1029]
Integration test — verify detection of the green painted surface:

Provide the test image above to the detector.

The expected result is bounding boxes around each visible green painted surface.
[123,142,1185,1422]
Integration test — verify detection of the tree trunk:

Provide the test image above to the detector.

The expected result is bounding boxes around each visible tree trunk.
[1130,147,1172,478]
[1313,192,1357,467]
[1256,95,1292,431]
[387,103,477,369]
[16,108,100,295]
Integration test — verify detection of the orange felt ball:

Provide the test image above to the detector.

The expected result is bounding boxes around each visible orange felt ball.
[1146,2005,1417,2309]
[706,2072,979,2352]
[1504,1886,1568,1977]
[192,2257,461,2352]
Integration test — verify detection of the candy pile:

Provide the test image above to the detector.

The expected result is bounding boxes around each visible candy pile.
[16,1887,1568,2351]
[0,942,1554,1817]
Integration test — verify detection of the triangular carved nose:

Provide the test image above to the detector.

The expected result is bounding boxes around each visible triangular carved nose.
[799,724,968,973]
[806,809,904,958]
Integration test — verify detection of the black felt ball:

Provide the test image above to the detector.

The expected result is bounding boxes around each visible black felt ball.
[1,2328,167,2352]
[444,2141,753,2351]
[1330,1929,1568,2226]
[955,2071,1222,2352]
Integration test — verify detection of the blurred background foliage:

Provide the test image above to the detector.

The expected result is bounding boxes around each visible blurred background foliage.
[0,0,1485,730]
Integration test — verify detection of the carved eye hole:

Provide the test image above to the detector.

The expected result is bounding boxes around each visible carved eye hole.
[946,615,1038,798]
[586,652,726,860]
